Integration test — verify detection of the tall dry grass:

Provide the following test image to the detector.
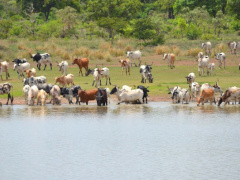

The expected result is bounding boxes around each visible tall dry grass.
[186,48,202,57]
[155,45,171,55]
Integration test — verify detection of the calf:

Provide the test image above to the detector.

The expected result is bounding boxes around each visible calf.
[13,62,30,79]
[55,74,74,87]
[72,57,89,76]
[0,82,13,105]
[137,85,149,103]
[30,52,52,70]
[23,85,30,104]
[197,88,215,106]
[95,88,108,106]
[163,53,175,69]
[127,50,142,67]
[78,89,98,105]
[0,61,10,80]
[37,89,48,106]
[25,68,36,78]
[207,63,215,75]
[50,85,61,105]
[119,59,130,75]
[57,61,68,75]
[28,85,39,106]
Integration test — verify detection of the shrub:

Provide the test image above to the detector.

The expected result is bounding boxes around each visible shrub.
[74,47,90,57]
[187,48,202,57]
[186,23,201,40]
[109,48,124,57]
[155,45,170,55]
[125,45,132,52]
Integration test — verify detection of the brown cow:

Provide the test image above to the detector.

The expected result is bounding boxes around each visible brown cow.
[163,53,175,69]
[55,74,74,87]
[72,57,89,76]
[218,87,240,106]
[25,68,36,78]
[197,89,215,106]
[77,89,98,105]
[119,59,130,75]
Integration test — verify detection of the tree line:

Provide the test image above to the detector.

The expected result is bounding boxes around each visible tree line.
[0,0,239,45]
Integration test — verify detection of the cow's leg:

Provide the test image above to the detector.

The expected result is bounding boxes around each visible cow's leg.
[80,67,83,76]
[6,93,10,105]
[106,77,107,85]
[109,77,111,85]
[50,63,52,70]
[86,101,88,105]
[100,79,102,86]
[138,58,141,67]
[92,80,95,86]
[44,64,47,71]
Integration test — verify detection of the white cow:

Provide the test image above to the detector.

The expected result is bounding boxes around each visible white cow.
[92,67,111,88]
[140,64,153,83]
[197,56,209,76]
[168,86,181,103]
[118,89,143,104]
[215,52,226,69]
[27,85,39,105]
[57,61,68,75]
[207,63,215,75]
[23,85,30,104]
[127,50,142,67]
[179,88,190,104]
[202,41,212,55]
[191,82,201,101]
[185,72,196,86]
[0,61,10,80]
[110,85,132,101]
[13,62,30,79]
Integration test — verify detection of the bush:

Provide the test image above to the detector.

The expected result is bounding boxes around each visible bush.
[201,33,216,40]
[155,45,170,55]
[186,23,201,40]
[147,34,165,46]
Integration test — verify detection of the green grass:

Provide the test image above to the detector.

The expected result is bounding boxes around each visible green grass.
[1,62,240,100]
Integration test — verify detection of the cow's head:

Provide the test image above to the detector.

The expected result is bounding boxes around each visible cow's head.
[72,57,79,65]
[85,69,93,76]
[168,86,179,100]
[55,77,60,84]
[163,53,168,60]
[201,43,205,48]
[126,51,132,58]
[110,86,119,94]
[197,96,202,106]
[32,53,41,61]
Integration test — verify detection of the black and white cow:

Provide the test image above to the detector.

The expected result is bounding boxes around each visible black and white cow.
[12,58,27,66]
[37,83,54,94]
[0,83,13,105]
[137,85,149,103]
[30,52,52,70]
[60,85,82,104]
[140,63,153,83]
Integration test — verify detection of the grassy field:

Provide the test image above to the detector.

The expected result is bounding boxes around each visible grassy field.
[0,37,240,102]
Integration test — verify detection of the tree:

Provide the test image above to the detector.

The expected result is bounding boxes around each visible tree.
[133,18,156,41]
[87,0,142,41]
[212,11,224,37]
[0,19,12,38]
[24,3,39,38]
[227,0,240,20]
[156,0,176,19]
[177,17,186,38]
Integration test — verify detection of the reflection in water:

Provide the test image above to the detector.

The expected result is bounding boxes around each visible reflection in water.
[0,102,240,180]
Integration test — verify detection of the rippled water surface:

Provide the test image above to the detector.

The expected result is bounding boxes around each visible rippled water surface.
[0,103,240,180]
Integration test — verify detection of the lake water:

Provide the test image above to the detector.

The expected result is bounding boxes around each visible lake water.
[0,102,240,180]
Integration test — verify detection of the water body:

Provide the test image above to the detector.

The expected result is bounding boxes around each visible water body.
[0,103,240,180]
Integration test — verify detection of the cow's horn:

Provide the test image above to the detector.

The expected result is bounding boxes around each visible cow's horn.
[167,86,171,91]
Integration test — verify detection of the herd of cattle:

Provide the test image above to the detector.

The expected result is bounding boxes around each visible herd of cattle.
[0,41,239,107]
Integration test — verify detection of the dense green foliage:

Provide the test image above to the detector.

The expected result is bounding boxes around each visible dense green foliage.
[0,0,239,44]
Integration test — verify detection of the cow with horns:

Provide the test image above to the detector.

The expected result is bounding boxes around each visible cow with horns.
[185,72,196,87]
[0,82,13,105]
[72,57,89,76]
[95,88,108,106]
[168,86,181,103]
[56,61,68,75]
[29,52,52,70]
[140,62,153,83]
